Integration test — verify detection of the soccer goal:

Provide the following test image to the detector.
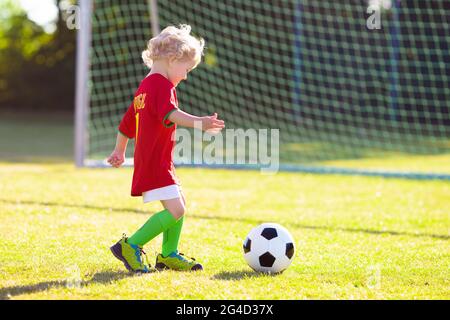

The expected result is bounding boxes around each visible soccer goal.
[75,0,450,179]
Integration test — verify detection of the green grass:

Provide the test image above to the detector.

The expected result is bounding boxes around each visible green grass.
[0,111,73,163]
[0,112,449,299]
[0,163,449,299]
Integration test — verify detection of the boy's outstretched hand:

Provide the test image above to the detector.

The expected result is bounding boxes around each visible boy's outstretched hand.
[203,113,225,134]
[107,150,125,168]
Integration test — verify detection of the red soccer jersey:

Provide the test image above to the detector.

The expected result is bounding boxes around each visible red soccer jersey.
[118,73,179,196]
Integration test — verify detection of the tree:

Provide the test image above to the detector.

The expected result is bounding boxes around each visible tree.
[0,0,76,111]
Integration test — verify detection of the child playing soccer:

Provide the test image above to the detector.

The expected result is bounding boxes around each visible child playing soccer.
[107,25,225,273]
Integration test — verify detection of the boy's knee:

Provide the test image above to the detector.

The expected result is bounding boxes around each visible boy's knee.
[162,198,186,220]
[167,204,185,220]
[170,207,185,220]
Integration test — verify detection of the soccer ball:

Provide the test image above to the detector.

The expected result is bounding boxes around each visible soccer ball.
[242,223,295,274]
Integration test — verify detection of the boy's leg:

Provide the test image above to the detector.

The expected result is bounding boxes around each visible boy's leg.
[156,193,203,271]
[127,198,184,247]
[162,216,184,257]
[162,192,186,257]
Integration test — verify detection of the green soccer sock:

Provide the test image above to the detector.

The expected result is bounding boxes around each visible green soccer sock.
[162,215,184,257]
[127,209,178,247]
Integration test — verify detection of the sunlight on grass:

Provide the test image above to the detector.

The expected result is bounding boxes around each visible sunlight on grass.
[321,153,450,173]
[0,112,449,299]
[0,162,449,299]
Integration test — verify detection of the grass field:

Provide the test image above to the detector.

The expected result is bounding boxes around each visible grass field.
[0,112,449,299]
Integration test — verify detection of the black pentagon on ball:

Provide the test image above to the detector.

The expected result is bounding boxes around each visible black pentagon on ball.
[259,252,276,267]
[285,242,294,259]
[243,238,251,253]
[261,227,278,240]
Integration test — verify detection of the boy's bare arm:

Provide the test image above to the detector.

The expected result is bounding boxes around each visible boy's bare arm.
[168,110,225,132]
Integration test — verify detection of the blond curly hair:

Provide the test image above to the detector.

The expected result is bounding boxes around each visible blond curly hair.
[142,24,205,68]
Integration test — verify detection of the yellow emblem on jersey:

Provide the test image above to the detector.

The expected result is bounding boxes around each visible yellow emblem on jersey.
[134,93,146,111]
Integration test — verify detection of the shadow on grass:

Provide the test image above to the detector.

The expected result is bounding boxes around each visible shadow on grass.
[1,198,449,241]
[0,270,154,300]
[212,270,280,281]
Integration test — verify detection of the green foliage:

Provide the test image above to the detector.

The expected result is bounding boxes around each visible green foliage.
[0,0,76,111]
